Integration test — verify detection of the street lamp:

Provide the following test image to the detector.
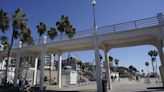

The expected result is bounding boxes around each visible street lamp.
[91,0,103,92]
[92,0,96,30]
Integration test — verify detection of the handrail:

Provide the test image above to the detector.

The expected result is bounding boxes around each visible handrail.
[11,16,159,49]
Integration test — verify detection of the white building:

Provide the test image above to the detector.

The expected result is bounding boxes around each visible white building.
[44,54,55,70]
[0,56,16,84]
[0,57,16,71]
[61,70,78,86]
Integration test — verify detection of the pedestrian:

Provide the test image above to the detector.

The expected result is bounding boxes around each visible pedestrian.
[53,77,57,85]
[111,76,114,82]
[19,79,22,87]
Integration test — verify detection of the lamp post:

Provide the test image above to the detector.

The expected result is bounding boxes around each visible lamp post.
[91,0,103,92]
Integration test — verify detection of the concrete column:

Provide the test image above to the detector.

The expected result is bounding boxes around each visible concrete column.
[157,13,164,25]
[156,39,164,66]
[51,54,54,70]
[156,39,164,87]
[104,49,112,90]
[94,32,103,91]
[9,57,11,70]
[157,13,164,40]
[1,60,5,70]
[33,56,38,85]
[57,51,62,88]
[40,49,45,91]
[14,51,20,86]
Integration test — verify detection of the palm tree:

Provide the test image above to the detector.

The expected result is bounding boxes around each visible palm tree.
[47,28,58,41]
[20,26,34,46]
[99,54,103,61]
[77,61,83,69]
[47,28,57,84]
[109,56,113,61]
[114,59,119,72]
[0,35,8,50]
[0,9,9,52]
[129,65,133,73]
[56,15,76,72]
[56,15,76,40]
[12,9,33,82]
[66,25,76,39]
[5,8,28,83]
[26,35,34,45]
[0,9,10,33]
[141,69,144,74]
[63,16,76,71]
[108,56,113,66]
[148,50,158,74]
[141,69,144,77]
[128,65,137,76]
[145,62,150,75]
[148,50,158,76]
[56,15,66,40]
[36,22,47,44]
[114,59,119,66]
[20,27,34,79]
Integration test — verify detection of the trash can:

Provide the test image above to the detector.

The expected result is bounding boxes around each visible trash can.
[102,79,107,92]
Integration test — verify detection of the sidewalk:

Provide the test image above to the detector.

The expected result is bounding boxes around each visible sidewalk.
[45,78,163,92]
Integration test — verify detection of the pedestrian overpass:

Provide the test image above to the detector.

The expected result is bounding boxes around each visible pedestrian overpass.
[0,13,164,92]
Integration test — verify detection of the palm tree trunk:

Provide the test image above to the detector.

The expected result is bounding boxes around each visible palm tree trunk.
[60,33,62,40]
[152,61,155,75]
[5,29,15,84]
[38,36,41,45]
[117,65,118,72]
[147,66,149,75]
[68,52,71,66]
[156,60,158,76]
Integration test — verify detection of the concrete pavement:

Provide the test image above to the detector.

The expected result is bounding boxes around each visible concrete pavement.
[45,78,164,92]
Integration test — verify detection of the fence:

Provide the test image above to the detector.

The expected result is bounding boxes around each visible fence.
[12,16,160,49]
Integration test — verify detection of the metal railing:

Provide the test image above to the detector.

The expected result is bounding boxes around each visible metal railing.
[11,16,159,49]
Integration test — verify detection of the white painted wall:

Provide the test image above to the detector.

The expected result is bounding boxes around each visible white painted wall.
[70,71,77,84]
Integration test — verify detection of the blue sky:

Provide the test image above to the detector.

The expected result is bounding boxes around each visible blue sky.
[0,0,164,73]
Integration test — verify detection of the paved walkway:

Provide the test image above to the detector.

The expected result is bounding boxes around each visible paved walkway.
[110,78,163,92]
[45,78,164,92]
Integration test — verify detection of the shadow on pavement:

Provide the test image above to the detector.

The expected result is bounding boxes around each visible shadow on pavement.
[45,90,96,92]
[147,86,164,91]
[135,87,164,92]
[147,87,164,89]
[45,90,78,92]
[136,90,164,92]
